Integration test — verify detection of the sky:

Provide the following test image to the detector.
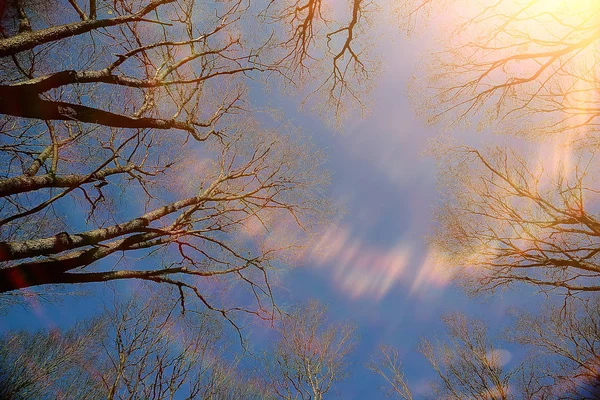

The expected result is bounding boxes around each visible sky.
[0,3,558,399]
[257,36,539,397]
[241,17,556,396]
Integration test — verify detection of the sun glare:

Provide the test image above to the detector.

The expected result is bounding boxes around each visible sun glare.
[526,0,597,13]
[513,0,600,40]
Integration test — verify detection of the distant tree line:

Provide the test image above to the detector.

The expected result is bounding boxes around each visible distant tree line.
[0,294,357,400]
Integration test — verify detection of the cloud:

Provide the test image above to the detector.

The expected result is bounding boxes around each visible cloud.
[307,225,412,300]
[410,249,453,295]
[485,348,513,368]
[306,225,453,301]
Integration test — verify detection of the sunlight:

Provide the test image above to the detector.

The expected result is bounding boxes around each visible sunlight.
[522,0,597,15]
[422,0,600,141]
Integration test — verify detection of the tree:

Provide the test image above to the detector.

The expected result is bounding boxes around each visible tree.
[0,291,274,399]
[397,0,600,298]
[0,317,106,399]
[264,301,357,400]
[369,313,516,400]
[430,144,600,296]
[0,0,389,317]
[403,0,600,139]
[419,313,514,400]
[0,296,361,399]
[392,0,600,297]
[511,295,600,399]
[0,0,378,120]
[99,294,273,399]
[368,345,412,400]
[371,301,600,400]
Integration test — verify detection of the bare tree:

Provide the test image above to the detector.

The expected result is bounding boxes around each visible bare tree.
[396,7,600,396]
[0,317,107,399]
[0,0,377,127]
[511,295,600,399]
[420,313,514,400]
[430,143,600,296]
[369,297,600,399]
[368,313,516,400]
[264,300,357,400]
[0,291,274,399]
[0,0,391,318]
[403,0,600,139]
[99,293,274,399]
[368,345,413,400]
[395,1,600,298]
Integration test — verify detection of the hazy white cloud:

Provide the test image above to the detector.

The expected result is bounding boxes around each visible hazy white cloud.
[410,249,453,295]
[306,225,454,301]
[485,348,513,368]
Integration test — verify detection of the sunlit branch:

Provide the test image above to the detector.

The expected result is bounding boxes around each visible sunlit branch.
[0,0,175,57]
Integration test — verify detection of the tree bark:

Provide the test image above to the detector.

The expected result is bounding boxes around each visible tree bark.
[0,165,133,197]
[0,0,174,57]
[0,93,195,132]
[0,192,216,262]
[0,231,166,292]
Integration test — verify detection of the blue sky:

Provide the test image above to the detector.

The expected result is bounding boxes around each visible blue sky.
[0,8,552,399]
[248,26,549,397]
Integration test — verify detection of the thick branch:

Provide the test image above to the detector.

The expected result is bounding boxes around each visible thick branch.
[24,145,54,176]
[0,94,196,133]
[0,233,254,292]
[2,65,257,94]
[0,0,174,57]
[0,231,166,292]
[67,0,87,21]
[0,192,213,261]
[0,164,134,197]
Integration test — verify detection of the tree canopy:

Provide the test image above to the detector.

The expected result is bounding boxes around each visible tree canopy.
[404,0,600,139]
[0,0,384,318]
[4,0,600,399]
[402,0,600,299]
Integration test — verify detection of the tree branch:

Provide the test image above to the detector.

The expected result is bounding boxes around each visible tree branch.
[0,0,175,57]
[0,164,134,197]
[0,94,198,133]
